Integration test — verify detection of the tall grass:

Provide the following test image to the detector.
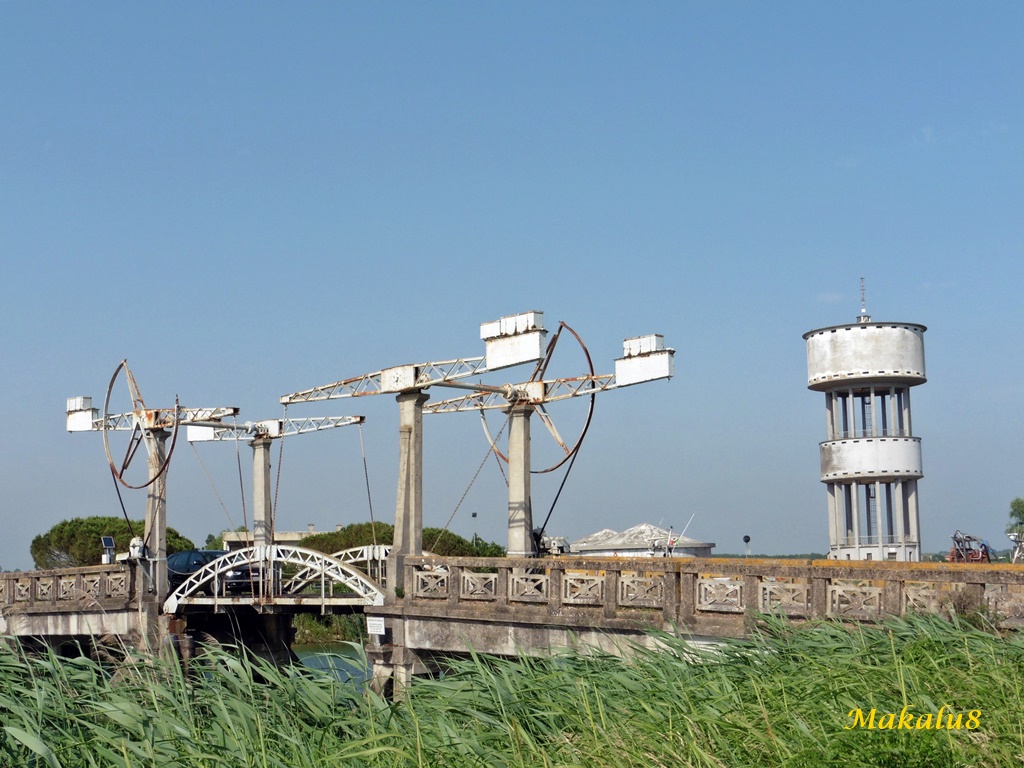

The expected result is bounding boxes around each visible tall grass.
[1,614,1022,766]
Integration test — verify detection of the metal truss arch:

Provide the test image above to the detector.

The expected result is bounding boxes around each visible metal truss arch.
[163,546,386,613]
[284,545,391,593]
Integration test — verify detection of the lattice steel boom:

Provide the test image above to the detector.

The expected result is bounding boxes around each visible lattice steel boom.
[187,416,365,442]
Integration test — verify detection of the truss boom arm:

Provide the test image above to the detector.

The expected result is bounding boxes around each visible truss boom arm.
[280,357,490,404]
[94,407,240,431]
[187,416,365,442]
[423,374,618,414]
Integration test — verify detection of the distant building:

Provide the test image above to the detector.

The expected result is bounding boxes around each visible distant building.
[222,523,324,551]
[571,523,715,558]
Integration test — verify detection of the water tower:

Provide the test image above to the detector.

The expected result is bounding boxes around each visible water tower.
[804,297,926,561]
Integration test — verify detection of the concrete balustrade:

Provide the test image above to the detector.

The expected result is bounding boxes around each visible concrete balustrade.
[362,555,1024,693]
[0,564,135,611]
[372,555,1024,647]
[0,563,138,639]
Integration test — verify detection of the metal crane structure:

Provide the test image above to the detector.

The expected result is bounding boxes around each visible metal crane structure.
[281,311,549,594]
[67,360,243,601]
[187,415,365,550]
[280,311,675,598]
[69,362,370,621]
[424,327,675,558]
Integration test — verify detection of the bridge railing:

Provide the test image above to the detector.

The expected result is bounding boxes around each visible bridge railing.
[0,564,135,614]
[400,556,1024,632]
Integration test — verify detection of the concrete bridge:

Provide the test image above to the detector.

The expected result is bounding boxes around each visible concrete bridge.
[364,554,1024,690]
[6,548,1024,685]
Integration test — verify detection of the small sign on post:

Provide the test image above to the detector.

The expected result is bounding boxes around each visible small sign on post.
[366,616,386,636]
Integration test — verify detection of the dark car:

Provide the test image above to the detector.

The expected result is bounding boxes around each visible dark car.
[167,549,228,593]
[167,549,261,595]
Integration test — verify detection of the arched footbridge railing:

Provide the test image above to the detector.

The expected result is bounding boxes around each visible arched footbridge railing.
[285,545,390,593]
[282,545,435,594]
[163,546,386,613]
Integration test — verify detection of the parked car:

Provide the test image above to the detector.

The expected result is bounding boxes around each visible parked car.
[167,549,257,595]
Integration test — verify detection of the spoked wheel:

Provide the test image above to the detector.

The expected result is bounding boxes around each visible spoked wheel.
[480,321,596,474]
[102,359,180,490]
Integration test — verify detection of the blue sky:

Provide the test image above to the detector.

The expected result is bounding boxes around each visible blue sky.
[1,3,1022,569]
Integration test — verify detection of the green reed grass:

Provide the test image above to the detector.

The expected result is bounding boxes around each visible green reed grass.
[1,613,1022,767]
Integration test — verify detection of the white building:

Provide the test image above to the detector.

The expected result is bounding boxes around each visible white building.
[222,523,324,551]
[571,523,715,558]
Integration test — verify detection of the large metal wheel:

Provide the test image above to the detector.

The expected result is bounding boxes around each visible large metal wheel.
[102,359,180,490]
[480,321,596,474]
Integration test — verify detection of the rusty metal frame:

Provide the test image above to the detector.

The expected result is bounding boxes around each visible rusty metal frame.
[100,359,241,490]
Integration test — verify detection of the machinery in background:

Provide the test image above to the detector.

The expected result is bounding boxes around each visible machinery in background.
[947,530,994,563]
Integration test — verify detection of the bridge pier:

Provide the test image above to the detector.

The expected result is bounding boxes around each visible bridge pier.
[366,622,431,699]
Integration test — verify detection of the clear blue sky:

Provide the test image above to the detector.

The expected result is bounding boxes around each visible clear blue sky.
[2,3,1022,569]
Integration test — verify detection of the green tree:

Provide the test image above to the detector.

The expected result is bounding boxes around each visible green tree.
[298,521,505,557]
[299,522,395,554]
[468,534,508,558]
[1007,497,1024,535]
[421,528,489,557]
[30,516,195,569]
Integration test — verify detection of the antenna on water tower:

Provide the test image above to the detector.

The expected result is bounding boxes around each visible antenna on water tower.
[858,276,871,323]
[858,277,870,323]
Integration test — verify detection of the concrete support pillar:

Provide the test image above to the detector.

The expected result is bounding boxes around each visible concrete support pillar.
[506,402,536,558]
[844,485,854,541]
[139,430,169,651]
[811,576,828,618]
[906,482,920,554]
[826,484,838,545]
[869,386,877,436]
[389,390,428,599]
[144,430,169,598]
[869,484,876,548]
[252,437,273,549]
[850,481,861,552]
[679,571,696,627]
[743,574,760,631]
[893,480,906,544]
[882,579,902,616]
